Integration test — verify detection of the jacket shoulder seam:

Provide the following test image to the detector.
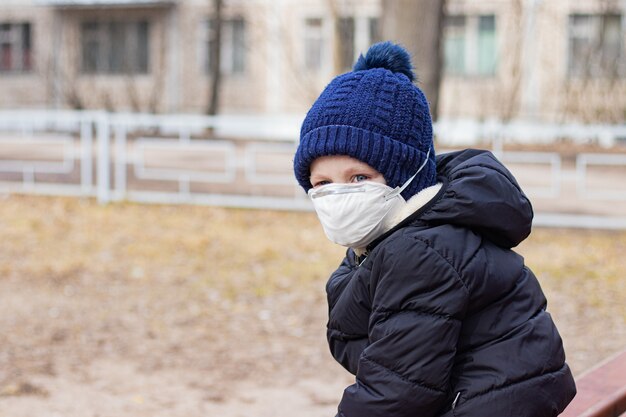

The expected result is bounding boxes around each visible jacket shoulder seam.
[327,327,368,339]
[463,363,571,401]
[412,235,470,295]
[361,354,446,394]
[373,307,461,322]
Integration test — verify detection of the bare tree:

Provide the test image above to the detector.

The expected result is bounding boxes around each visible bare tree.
[49,19,85,110]
[207,0,223,115]
[251,0,348,108]
[327,0,343,75]
[147,15,169,114]
[559,0,626,124]
[381,0,446,121]
[498,0,524,122]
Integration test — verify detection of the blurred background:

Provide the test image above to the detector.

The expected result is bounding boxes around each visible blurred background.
[3,0,626,123]
[0,0,625,416]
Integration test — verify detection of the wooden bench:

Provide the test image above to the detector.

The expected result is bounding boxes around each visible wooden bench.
[561,349,626,417]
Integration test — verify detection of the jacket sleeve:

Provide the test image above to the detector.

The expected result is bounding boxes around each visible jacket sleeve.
[326,251,370,375]
[337,236,469,417]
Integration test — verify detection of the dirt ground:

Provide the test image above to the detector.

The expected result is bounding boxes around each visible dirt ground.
[0,195,624,417]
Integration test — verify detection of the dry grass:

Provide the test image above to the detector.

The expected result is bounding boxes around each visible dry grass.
[0,194,624,414]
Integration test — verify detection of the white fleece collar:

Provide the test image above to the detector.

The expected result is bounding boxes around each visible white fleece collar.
[354,182,443,256]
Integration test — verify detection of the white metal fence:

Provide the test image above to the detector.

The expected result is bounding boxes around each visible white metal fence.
[0,110,312,210]
[1,110,626,228]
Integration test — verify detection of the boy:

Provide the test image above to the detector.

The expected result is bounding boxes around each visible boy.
[293,42,576,417]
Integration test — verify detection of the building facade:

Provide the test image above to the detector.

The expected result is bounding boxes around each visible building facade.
[1,0,625,124]
[440,0,626,124]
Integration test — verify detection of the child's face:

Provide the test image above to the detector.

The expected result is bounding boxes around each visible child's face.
[309,155,386,188]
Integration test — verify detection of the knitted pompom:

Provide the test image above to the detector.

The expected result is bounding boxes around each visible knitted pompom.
[353,41,415,81]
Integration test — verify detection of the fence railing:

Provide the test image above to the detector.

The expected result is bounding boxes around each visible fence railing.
[1,110,626,228]
[0,110,313,210]
[577,153,626,201]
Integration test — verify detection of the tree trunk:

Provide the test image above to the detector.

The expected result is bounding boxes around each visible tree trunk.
[207,0,223,115]
[381,0,445,121]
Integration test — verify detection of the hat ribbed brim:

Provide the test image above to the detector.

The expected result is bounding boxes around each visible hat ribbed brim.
[294,124,436,199]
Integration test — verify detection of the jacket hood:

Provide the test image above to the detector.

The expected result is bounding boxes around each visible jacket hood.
[420,149,534,248]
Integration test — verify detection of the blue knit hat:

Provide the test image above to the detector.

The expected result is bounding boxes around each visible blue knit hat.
[293,41,436,200]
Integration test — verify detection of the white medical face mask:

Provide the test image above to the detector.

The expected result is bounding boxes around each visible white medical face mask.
[308,149,430,249]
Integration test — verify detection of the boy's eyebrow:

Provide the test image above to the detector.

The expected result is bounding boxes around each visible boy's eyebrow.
[345,164,378,175]
[309,173,330,182]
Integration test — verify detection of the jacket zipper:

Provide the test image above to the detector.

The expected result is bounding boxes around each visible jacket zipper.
[451,391,461,410]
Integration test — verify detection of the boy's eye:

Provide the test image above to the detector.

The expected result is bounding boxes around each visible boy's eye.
[352,174,369,183]
[313,180,331,188]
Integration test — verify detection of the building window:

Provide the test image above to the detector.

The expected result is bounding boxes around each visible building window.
[304,17,324,71]
[444,14,497,76]
[444,15,466,75]
[369,17,382,45]
[568,14,624,78]
[477,15,496,75]
[80,20,149,74]
[304,16,381,73]
[0,22,32,72]
[338,16,384,72]
[337,17,355,71]
[202,17,246,75]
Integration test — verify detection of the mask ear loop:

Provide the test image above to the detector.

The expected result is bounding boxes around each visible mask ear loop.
[384,147,431,201]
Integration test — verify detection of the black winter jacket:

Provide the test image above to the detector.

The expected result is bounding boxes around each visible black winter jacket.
[326,149,576,417]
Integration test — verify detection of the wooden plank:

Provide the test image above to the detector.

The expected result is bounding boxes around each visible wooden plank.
[561,349,626,417]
